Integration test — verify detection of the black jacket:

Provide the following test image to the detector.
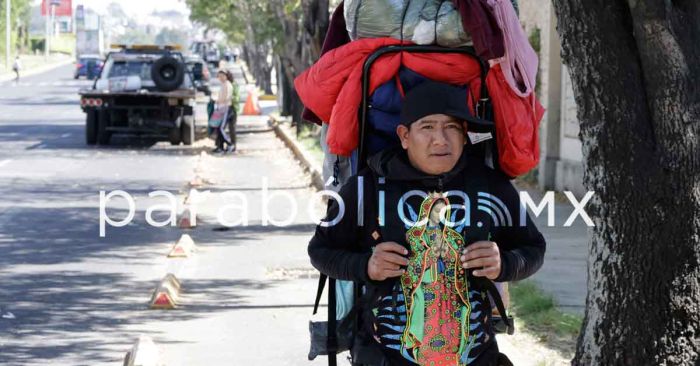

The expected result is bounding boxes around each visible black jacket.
[308,147,546,285]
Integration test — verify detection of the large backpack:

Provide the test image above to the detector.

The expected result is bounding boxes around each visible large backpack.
[308,45,516,366]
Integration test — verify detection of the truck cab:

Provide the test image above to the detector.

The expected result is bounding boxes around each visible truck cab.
[80,44,209,146]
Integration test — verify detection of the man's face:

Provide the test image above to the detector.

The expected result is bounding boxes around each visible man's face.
[396,114,467,175]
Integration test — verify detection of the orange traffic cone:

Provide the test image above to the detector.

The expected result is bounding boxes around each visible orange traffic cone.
[242,88,261,115]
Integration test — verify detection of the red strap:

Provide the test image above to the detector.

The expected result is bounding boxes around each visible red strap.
[394,75,406,98]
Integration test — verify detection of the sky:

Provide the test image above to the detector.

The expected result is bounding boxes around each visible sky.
[32,0,191,19]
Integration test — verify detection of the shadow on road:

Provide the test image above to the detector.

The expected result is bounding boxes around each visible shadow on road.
[0,123,211,153]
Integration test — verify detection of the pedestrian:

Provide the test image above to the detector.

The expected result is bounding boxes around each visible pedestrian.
[212,70,238,154]
[232,47,240,63]
[12,56,21,83]
[308,81,546,366]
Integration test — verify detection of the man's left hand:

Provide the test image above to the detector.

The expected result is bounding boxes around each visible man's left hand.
[461,241,501,280]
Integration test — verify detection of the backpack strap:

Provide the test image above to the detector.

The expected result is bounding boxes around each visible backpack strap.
[328,277,338,366]
[312,273,339,365]
[313,273,327,315]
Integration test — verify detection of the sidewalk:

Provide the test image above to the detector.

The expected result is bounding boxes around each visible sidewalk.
[524,191,588,315]
[0,53,74,82]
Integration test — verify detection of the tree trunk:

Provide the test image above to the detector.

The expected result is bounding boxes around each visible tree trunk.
[269,0,330,124]
[553,1,700,364]
[277,56,293,116]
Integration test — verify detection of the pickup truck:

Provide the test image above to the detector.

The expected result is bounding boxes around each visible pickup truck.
[80,45,210,146]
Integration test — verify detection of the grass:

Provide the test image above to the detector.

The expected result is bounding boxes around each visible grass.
[296,125,324,165]
[509,280,582,351]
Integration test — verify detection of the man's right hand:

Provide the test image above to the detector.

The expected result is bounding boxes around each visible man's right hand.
[367,242,409,281]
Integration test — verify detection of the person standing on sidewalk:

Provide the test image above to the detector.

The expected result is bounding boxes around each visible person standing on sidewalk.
[12,56,21,83]
[212,70,238,154]
[308,82,546,366]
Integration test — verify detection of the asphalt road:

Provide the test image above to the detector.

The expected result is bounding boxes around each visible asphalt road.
[0,64,328,365]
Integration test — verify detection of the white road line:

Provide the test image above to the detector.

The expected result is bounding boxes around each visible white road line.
[51,81,61,86]
[39,82,48,86]
[0,159,11,168]
[61,133,71,138]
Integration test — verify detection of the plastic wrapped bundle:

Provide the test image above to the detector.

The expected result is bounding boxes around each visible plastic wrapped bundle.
[413,1,472,47]
[345,0,472,47]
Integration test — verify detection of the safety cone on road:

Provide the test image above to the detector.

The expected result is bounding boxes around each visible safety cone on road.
[168,234,197,258]
[123,335,161,366]
[242,88,261,115]
[149,274,181,309]
[178,206,196,229]
[189,175,204,188]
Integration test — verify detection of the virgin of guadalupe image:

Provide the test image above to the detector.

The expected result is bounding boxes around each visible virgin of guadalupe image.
[400,192,477,366]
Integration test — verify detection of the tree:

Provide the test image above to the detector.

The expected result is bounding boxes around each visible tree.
[155,28,188,48]
[553,1,699,364]
[0,0,31,55]
[185,0,330,123]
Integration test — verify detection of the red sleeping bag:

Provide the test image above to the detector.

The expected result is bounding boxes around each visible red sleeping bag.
[294,38,544,177]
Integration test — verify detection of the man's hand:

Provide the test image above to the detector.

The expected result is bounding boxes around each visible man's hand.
[368,242,409,281]
[461,241,501,280]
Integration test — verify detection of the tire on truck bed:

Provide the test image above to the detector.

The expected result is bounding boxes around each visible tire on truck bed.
[151,56,185,92]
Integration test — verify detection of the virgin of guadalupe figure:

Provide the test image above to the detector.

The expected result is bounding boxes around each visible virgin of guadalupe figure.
[400,192,476,366]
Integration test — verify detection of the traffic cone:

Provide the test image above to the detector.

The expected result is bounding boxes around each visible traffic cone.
[178,206,196,229]
[168,234,197,258]
[189,175,204,188]
[242,88,261,115]
[149,274,181,309]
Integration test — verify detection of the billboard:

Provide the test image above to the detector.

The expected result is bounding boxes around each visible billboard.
[41,0,73,17]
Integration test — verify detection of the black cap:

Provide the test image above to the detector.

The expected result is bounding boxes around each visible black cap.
[399,81,492,131]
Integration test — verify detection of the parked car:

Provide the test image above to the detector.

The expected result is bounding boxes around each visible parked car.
[74,54,103,79]
[189,41,221,67]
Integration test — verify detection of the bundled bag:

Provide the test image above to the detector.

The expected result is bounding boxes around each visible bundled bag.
[345,0,472,47]
[208,106,229,128]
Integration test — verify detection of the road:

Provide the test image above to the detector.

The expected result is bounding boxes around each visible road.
[0,64,329,365]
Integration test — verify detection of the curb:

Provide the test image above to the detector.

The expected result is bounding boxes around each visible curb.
[270,116,324,191]
[0,57,74,83]
[149,273,182,309]
[123,335,162,366]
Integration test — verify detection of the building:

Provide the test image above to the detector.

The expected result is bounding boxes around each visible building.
[519,1,585,196]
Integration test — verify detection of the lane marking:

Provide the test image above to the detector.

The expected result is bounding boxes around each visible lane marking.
[0,159,10,168]
[61,133,71,138]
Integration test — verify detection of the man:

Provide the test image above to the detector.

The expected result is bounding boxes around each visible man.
[308,81,546,366]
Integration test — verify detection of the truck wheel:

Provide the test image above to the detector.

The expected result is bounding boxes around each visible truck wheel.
[151,56,185,92]
[97,109,111,145]
[168,123,182,145]
[181,115,194,146]
[85,110,97,145]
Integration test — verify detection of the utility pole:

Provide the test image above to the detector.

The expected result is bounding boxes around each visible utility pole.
[5,0,10,70]
[44,0,49,58]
